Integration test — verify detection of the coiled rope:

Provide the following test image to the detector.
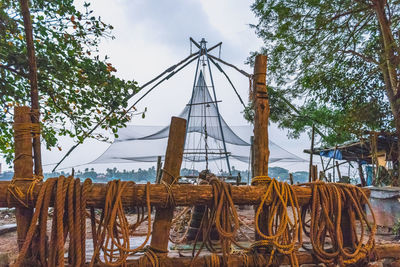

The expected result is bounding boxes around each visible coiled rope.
[250,176,302,267]
[300,181,376,265]
[8,122,43,208]
[191,177,241,266]
[89,180,152,266]
[13,176,92,267]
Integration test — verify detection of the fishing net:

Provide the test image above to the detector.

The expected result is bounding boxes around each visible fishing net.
[91,72,305,165]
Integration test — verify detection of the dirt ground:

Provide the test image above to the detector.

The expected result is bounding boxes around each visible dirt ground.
[1,207,399,266]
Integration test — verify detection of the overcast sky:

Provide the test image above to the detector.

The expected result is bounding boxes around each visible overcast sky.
[2,0,315,174]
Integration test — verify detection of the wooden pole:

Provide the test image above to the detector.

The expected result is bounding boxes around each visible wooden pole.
[251,54,269,241]
[0,181,371,208]
[156,155,162,184]
[13,106,34,250]
[150,117,186,253]
[289,173,294,185]
[308,125,315,182]
[250,136,254,181]
[358,161,367,186]
[252,55,269,177]
[19,0,42,176]
[335,161,342,182]
[312,165,318,182]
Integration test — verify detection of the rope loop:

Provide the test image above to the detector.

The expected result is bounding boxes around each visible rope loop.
[89,180,152,266]
[7,174,43,208]
[138,246,161,267]
[300,181,376,265]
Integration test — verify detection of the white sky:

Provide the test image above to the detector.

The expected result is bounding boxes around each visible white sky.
[2,0,317,174]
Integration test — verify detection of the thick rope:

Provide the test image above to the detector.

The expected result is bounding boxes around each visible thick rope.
[89,180,152,266]
[300,181,376,265]
[8,121,42,208]
[169,206,192,244]
[250,176,302,267]
[191,177,241,266]
[13,176,92,267]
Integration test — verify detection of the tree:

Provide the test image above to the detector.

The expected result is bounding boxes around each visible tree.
[251,1,400,163]
[0,0,139,164]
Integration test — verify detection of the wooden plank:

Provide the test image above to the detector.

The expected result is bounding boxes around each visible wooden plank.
[0,182,371,208]
[78,244,400,267]
[150,117,186,252]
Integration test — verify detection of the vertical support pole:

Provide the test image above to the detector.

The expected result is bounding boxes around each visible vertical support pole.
[252,54,269,241]
[332,146,338,183]
[336,161,342,182]
[358,161,367,186]
[204,43,232,175]
[289,173,294,185]
[156,156,162,184]
[309,125,315,182]
[13,106,34,250]
[250,136,254,181]
[312,165,318,181]
[252,54,269,177]
[19,0,42,176]
[150,117,186,253]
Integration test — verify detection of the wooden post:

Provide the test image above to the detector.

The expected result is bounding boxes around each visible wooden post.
[252,55,269,177]
[289,173,294,185]
[156,156,162,184]
[250,136,254,182]
[252,54,269,241]
[150,117,186,253]
[13,106,34,250]
[335,161,342,182]
[19,0,42,176]
[309,125,315,182]
[358,161,367,186]
[312,165,318,181]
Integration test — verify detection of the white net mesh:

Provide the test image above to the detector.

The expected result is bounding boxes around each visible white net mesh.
[91,72,305,167]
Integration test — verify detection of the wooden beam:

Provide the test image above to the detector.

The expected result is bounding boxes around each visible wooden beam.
[150,117,186,252]
[12,106,34,251]
[80,244,400,267]
[0,182,371,209]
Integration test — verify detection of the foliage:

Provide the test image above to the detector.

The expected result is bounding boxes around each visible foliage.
[250,0,399,147]
[0,0,139,163]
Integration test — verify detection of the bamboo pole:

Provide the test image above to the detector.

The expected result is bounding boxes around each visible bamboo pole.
[19,0,42,176]
[12,106,34,251]
[150,117,186,252]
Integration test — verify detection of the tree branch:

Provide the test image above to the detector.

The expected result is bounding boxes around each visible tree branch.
[0,64,28,78]
[340,49,379,65]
